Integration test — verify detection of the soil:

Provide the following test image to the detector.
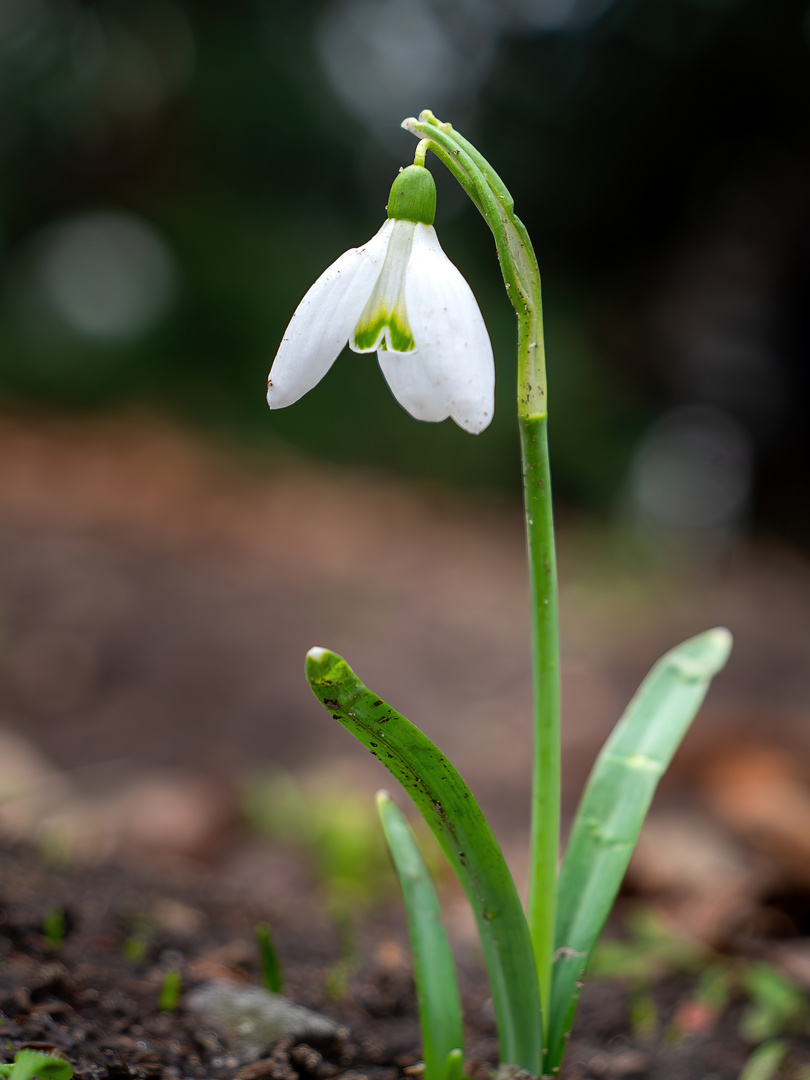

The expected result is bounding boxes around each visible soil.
[1,840,809,1080]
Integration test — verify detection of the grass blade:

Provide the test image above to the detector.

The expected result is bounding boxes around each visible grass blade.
[441,1048,467,1080]
[738,1040,788,1080]
[256,922,283,994]
[376,790,464,1080]
[548,627,732,1071]
[158,969,182,1011]
[306,647,542,1076]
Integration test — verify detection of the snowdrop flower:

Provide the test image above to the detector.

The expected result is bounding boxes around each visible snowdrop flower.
[267,164,495,433]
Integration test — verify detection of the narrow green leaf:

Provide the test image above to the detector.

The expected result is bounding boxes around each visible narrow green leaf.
[740,962,806,1042]
[42,907,66,948]
[256,922,283,994]
[376,790,464,1080]
[158,968,182,1011]
[306,648,542,1076]
[738,1040,788,1080]
[441,1048,467,1080]
[548,628,732,1071]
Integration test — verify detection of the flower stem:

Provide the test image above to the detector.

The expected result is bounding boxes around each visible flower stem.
[515,261,560,1033]
[402,111,562,1039]
[520,415,560,1031]
[413,139,430,168]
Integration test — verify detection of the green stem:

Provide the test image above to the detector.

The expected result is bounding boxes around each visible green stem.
[518,297,560,1032]
[402,111,562,1035]
[413,139,430,168]
[521,417,560,1026]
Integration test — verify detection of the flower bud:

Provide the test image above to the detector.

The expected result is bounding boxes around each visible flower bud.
[386,165,436,226]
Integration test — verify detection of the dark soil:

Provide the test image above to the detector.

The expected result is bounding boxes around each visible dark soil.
[1,842,808,1080]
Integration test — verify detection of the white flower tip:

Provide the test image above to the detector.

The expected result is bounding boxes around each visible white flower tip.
[307,646,328,662]
[456,409,492,435]
[266,375,294,411]
[401,117,418,132]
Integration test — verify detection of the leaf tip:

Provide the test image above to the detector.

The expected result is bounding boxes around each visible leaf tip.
[671,626,733,680]
[305,645,336,684]
[708,624,733,653]
[697,626,733,672]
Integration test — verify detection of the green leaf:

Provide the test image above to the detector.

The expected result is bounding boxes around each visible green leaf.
[376,791,464,1080]
[256,922,283,994]
[737,1040,788,1080]
[42,907,66,948]
[306,647,542,1076]
[695,963,733,1012]
[440,1048,467,1080]
[740,962,806,1042]
[158,968,182,1012]
[6,1050,73,1080]
[548,627,732,1071]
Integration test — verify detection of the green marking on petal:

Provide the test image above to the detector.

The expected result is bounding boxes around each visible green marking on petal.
[350,220,417,354]
[353,300,415,353]
[388,315,415,353]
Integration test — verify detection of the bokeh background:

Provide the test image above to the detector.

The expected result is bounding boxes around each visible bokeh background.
[6,0,810,521]
[2,0,810,949]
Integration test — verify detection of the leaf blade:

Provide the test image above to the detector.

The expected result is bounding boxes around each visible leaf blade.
[548,627,732,1070]
[377,790,464,1080]
[306,647,542,1075]
[738,1040,788,1080]
[256,922,283,994]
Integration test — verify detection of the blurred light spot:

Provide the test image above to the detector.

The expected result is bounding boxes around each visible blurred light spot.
[69,12,107,92]
[0,0,47,54]
[652,225,788,436]
[628,406,752,533]
[0,0,61,80]
[35,211,177,340]
[317,0,495,132]
[491,0,617,32]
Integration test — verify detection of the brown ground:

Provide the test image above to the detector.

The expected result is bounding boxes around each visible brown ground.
[2,836,808,1080]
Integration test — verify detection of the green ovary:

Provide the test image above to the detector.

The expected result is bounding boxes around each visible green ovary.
[351,220,416,354]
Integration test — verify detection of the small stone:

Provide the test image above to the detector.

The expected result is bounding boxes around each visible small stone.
[493,1067,539,1080]
[153,898,205,936]
[588,1050,649,1078]
[186,980,341,1063]
[235,1060,277,1080]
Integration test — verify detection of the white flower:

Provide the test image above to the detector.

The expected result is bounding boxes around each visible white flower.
[266,166,495,433]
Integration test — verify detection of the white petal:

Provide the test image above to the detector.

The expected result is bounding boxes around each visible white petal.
[378,224,495,433]
[267,220,393,409]
[375,349,450,422]
[351,220,416,354]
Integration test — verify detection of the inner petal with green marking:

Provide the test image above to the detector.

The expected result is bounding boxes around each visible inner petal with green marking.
[350,219,416,354]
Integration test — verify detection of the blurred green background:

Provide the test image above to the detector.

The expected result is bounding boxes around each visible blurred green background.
[1,0,808,538]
